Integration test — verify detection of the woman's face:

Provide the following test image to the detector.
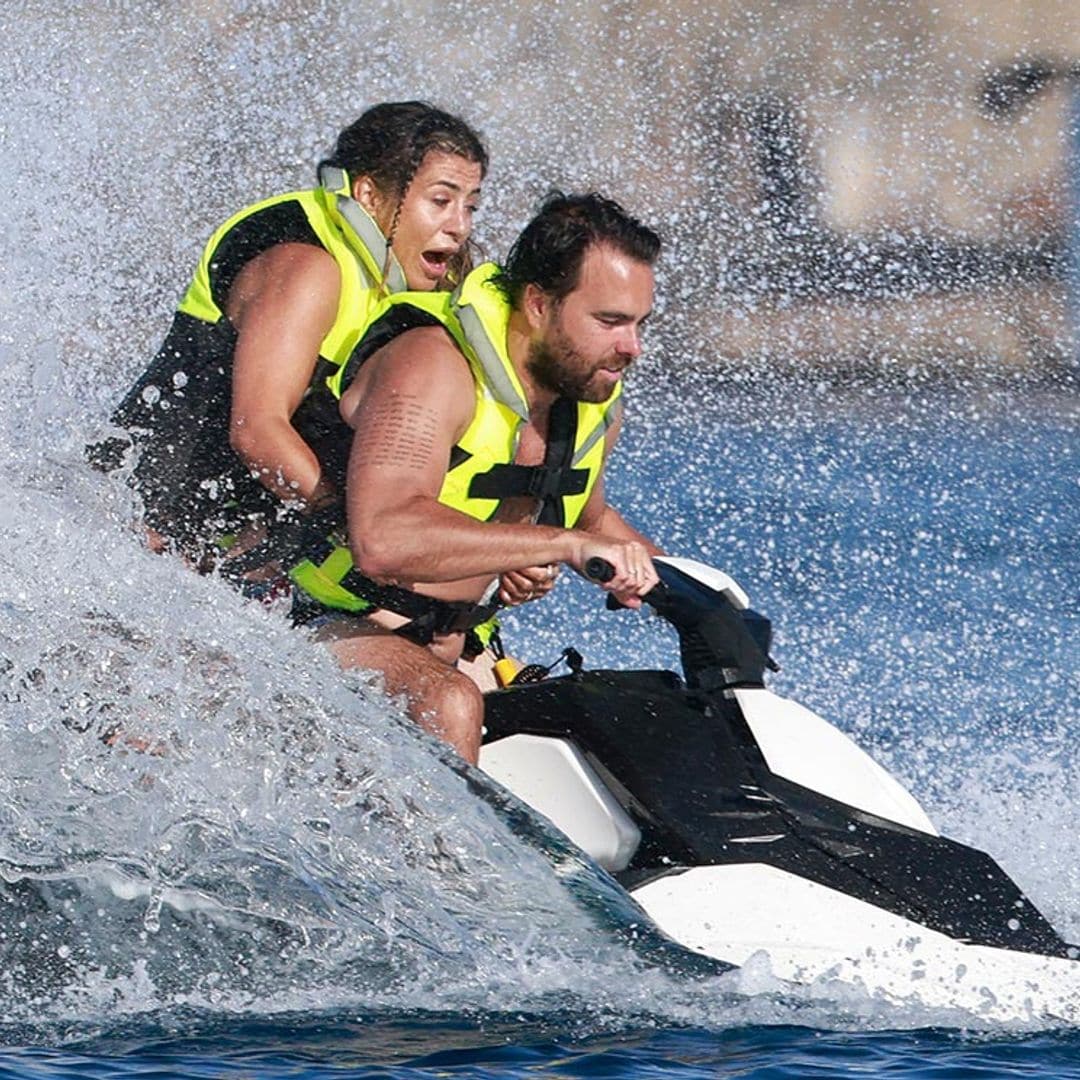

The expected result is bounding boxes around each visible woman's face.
[354,150,483,290]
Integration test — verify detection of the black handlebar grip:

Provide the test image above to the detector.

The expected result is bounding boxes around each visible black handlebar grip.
[584,557,615,583]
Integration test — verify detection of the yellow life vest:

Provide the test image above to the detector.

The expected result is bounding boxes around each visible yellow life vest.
[96,167,410,553]
[177,164,406,374]
[291,262,623,614]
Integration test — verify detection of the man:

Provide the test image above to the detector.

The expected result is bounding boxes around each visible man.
[293,192,663,763]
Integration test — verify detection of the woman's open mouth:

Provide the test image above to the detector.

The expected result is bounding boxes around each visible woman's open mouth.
[419,249,451,278]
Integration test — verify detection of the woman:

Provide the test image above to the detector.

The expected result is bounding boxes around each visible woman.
[92,102,487,584]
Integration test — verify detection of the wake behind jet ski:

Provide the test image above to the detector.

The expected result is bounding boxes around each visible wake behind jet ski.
[479,557,1080,1021]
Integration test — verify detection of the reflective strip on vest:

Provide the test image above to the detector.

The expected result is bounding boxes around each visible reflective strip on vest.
[317,165,408,295]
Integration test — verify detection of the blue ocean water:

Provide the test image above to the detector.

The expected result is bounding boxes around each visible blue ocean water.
[1,374,1077,1078]
[4,1014,1080,1078]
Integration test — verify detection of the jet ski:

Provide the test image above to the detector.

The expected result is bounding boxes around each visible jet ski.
[479,557,1080,1021]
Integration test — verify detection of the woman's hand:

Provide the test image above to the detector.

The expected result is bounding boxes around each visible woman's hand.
[498,563,560,606]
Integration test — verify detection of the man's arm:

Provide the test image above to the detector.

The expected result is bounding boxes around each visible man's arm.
[341,328,655,600]
[582,501,662,554]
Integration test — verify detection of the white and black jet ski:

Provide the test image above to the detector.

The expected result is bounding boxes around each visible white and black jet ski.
[479,557,1080,1021]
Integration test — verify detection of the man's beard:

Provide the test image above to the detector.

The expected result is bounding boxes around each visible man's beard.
[526,331,614,404]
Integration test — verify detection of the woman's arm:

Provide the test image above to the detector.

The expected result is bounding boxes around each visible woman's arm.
[226,242,342,508]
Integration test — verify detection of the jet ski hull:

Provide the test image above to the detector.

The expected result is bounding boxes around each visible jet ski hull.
[479,556,1080,1024]
[633,863,1080,1021]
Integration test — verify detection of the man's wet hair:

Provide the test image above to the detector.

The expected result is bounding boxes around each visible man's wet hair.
[493,191,661,307]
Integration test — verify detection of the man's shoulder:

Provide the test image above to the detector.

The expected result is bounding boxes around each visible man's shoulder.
[370,323,473,388]
[360,326,476,439]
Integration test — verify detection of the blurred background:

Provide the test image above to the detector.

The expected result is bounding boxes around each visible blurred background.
[7,0,1074,392]
[452,0,1080,377]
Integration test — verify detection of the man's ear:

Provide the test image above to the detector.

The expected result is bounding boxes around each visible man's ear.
[522,283,551,330]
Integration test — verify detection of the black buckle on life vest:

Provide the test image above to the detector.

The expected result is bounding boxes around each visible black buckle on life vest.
[468,463,589,502]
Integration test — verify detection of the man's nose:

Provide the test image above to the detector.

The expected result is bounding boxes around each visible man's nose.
[617,325,643,358]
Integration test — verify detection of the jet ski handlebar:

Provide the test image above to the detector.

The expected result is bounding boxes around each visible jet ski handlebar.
[583,556,617,583]
[584,556,748,612]
[584,555,777,685]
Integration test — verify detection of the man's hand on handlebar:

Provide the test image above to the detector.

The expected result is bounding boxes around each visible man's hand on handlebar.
[571,539,658,609]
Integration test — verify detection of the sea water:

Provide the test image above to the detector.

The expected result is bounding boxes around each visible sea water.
[0,381,1077,1075]
[2,2,1080,1075]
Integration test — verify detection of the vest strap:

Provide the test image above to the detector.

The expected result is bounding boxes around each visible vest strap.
[336,569,502,645]
[292,529,501,645]
[466,397,585,527]
[467,463,588,501]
